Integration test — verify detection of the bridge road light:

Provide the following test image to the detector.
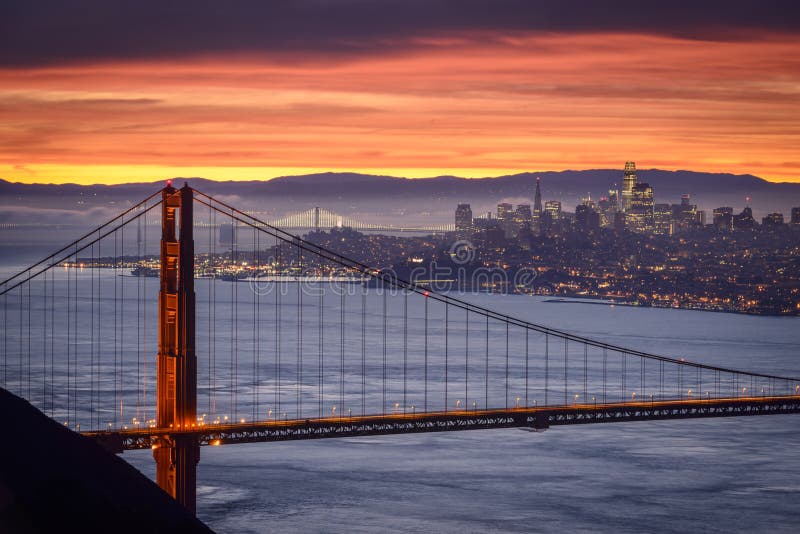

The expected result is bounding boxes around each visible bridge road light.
[795,385,799,396]
[331,405,336,418]
[687,389,692,398]
[456,399,462,410]
[472,401,477,412]
[411,405,415,417]
[573,394,579,406]
[515,397,520,409]
[592,396,596,408]
[348,408,352,420]
[631,392,636,402]
[742,387,747,397]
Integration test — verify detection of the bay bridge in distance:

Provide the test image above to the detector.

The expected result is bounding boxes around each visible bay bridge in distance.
[1,182,798,515]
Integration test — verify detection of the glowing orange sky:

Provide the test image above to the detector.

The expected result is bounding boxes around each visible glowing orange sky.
[1,32,799,185]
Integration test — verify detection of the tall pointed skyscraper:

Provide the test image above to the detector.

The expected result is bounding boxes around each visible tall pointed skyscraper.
[621,161,637,212]
[532,176,543,231]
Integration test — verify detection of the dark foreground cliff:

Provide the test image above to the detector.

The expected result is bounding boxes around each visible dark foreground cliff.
[0,388,212,533]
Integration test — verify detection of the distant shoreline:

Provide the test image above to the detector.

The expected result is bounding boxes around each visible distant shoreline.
[543,296,798,318]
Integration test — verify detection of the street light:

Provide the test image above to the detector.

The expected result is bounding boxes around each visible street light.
[456,399,462,410]
[631,391,636,401]
[472,400,477,411]
[515,397,520,409]
[573,394,579,405]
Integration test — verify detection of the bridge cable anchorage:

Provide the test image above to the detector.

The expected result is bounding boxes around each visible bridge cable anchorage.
[192,187,800,384]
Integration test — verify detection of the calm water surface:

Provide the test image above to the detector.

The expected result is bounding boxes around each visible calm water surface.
[119,293,800,534]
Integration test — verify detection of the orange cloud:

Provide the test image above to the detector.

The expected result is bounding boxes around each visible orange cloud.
[0,32,798,184]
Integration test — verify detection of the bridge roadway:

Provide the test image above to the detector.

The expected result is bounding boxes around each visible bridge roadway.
[86,395,800,453]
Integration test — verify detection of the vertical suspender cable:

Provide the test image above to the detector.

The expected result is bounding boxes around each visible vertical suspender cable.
[255,227,260,421]
[505,321,509,409]
[564,338,568,405]
[232,216,238,418]
[119,222,124,426]
[403,290,407,413]
[382,288,387,414]
[484,314,488,410]
[275,234,281,417]
[318,273,324,419]
[524,328,529,408]
[137,214,141,421]
[444,301,448,413]
[465,307,469,409]
[544,333,549,406]
[361,286,366,416]
[340,279,345,416]
[423,293,428,413]
[297,241,303,419]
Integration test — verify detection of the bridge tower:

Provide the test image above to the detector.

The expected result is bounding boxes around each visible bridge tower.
[153,183,198,513]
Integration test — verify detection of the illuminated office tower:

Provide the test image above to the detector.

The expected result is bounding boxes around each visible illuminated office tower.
[497,202,514,237]
[653,203,673,235]
[713,207,733,231]
[455,203,473,232]
[626,182,654,233]
[621,161,637,212]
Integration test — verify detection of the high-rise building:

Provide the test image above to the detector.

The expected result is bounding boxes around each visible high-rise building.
[791,207,800,225]
[455,203,473,232]
[514,204,532,233]
[733,205,756,230]
[497,202,514,237]
[626,182,654,233]
[673,193,698,233]
[713,207,733,231]
[575,204,600,232]
[533,177,542,230]
[762,213,784,227]
[654,203,673,235]
[621,161,637,212]
[544,201,561,220]
[597,186,619,228]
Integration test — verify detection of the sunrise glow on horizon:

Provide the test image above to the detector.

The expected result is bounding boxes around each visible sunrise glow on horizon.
[2,10,799,186]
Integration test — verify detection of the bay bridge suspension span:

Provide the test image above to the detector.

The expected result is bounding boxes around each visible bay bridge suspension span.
[1,183,799,514]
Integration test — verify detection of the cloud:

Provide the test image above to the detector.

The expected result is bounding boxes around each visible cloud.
[1,1,798,67]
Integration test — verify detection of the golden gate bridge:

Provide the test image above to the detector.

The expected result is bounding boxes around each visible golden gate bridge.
[2,183,799,515]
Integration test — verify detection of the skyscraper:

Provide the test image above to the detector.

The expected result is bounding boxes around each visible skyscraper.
[733,205,756,229]
[761,213,784,227]
[455,203,473,232]
[654,203,673,235]
[533,177,542,230]
[713,207,733,231]
[791,207,800,225]
[626,182,654,233]
[621,161,637,212]
[544,200,561,220]
[497,202,513,220]
[514,204,532,232]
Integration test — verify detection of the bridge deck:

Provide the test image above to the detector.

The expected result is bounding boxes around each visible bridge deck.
[86,395,800,452]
